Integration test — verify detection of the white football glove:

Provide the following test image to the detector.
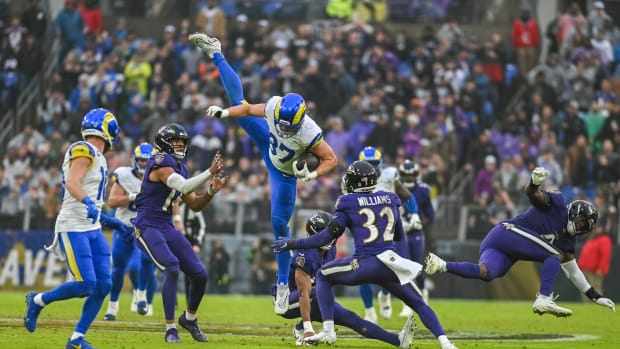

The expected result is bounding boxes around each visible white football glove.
[595,297,616,312]
[410,213,423,230]
[531,167,549,186]
[292,160,318,181]
[206,105,229,119]
[403,214,423,232]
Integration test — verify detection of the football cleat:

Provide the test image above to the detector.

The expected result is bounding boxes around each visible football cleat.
[274,284,290,315]
[294,326,304,346]
[24,291,43,333]
[130,289,138,313]
[136,300,148,316]
[188,32,222,59]
[377,290,392,319]
[179,312,208,342]
[533,293,573,317]
[440,342,459,349]
[103,313,116,321]
[399,304,414,318]
[364,307,378,324]
[165,327,182,343]
[66,337,97,349]
[398,315,417,349]
[424,253,447,275]
[304,329,337,345]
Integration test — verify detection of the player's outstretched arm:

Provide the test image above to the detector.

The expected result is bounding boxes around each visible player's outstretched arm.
[561,257,616,312]
[206,103,266,119]
[183,175,229,212]
[525,167,551,208]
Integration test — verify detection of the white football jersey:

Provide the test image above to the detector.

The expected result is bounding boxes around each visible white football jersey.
[264,96,324,176]
[375,166,398,193]
[55,141,108,232]
[111,166,141,225]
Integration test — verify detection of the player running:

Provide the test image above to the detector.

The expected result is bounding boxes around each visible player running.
[103,143,158,320]
[188,32,338,314]
[425,167,615,317]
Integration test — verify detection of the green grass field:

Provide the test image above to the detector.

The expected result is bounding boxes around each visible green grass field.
[0,290,617,348]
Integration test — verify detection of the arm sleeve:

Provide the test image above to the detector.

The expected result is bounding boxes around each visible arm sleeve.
[296,220,345,250]
[403,194,419,214]
[166,170,212,195]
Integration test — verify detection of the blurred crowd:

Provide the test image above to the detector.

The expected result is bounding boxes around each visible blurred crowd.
[0,1,619,243]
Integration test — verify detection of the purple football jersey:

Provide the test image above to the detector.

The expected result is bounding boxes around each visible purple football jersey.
[133,153,188,224]
[506,191,576,253]
[289,247,336,290]
[334,191,402,257]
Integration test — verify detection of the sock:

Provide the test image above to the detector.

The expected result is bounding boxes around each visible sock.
[276,251,291,284]
[107,301,119,313]
[540,257,561,296]
[446,261,482,278]
[359,284,374,308]
[322,320,334,333]
[34,293,46,307]
[136,289,147,302]
[185,311,197,321]
[70,332,84,341]
[438,335,450,345]
[166,323,176,330]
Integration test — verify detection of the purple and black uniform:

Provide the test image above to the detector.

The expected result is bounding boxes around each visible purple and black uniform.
[406,181,434,266]
[446,190,572,296]
[275,244,406,346]
[296,191,448,339]
[132,153,208,321]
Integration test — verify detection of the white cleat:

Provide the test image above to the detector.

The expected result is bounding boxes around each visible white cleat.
[533,293,573,317]
[304,329,337,345]
[364,307,378,324]
[399,304,414,318]
[398,315,416,348]
[130,289,138,313]
[146,304,153,316]
[441,342,459,349]
[188,32,221,58]
[424,253,447,275]
[377,291,392,319]
[274,284,290,315]
[294,326,304,346]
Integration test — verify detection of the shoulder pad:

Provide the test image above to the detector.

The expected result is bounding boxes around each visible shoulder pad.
[69,141,95,161]
[152,153,176,168]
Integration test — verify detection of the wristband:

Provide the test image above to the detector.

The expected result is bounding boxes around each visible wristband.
[220,109,230,118]
[128,192,137,202]
[173,214,182,223]
[585,287,602,301]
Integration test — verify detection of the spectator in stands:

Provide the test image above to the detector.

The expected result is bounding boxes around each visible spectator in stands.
[123,50,152,97]
[54,0,84,62]
[21,0,47,41]
[195,0,227,39]
[79,0,103,37]
[512,7,540,77]
[588,1,611,36]
[474,155,497,206]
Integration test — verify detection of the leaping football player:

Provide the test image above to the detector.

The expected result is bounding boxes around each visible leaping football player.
[188,32,338,315]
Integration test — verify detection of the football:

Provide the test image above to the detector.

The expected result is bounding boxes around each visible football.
[295,152,320,172]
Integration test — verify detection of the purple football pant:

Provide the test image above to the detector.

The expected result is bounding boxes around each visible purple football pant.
[135,223,208,321]
[316,255,446,338]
